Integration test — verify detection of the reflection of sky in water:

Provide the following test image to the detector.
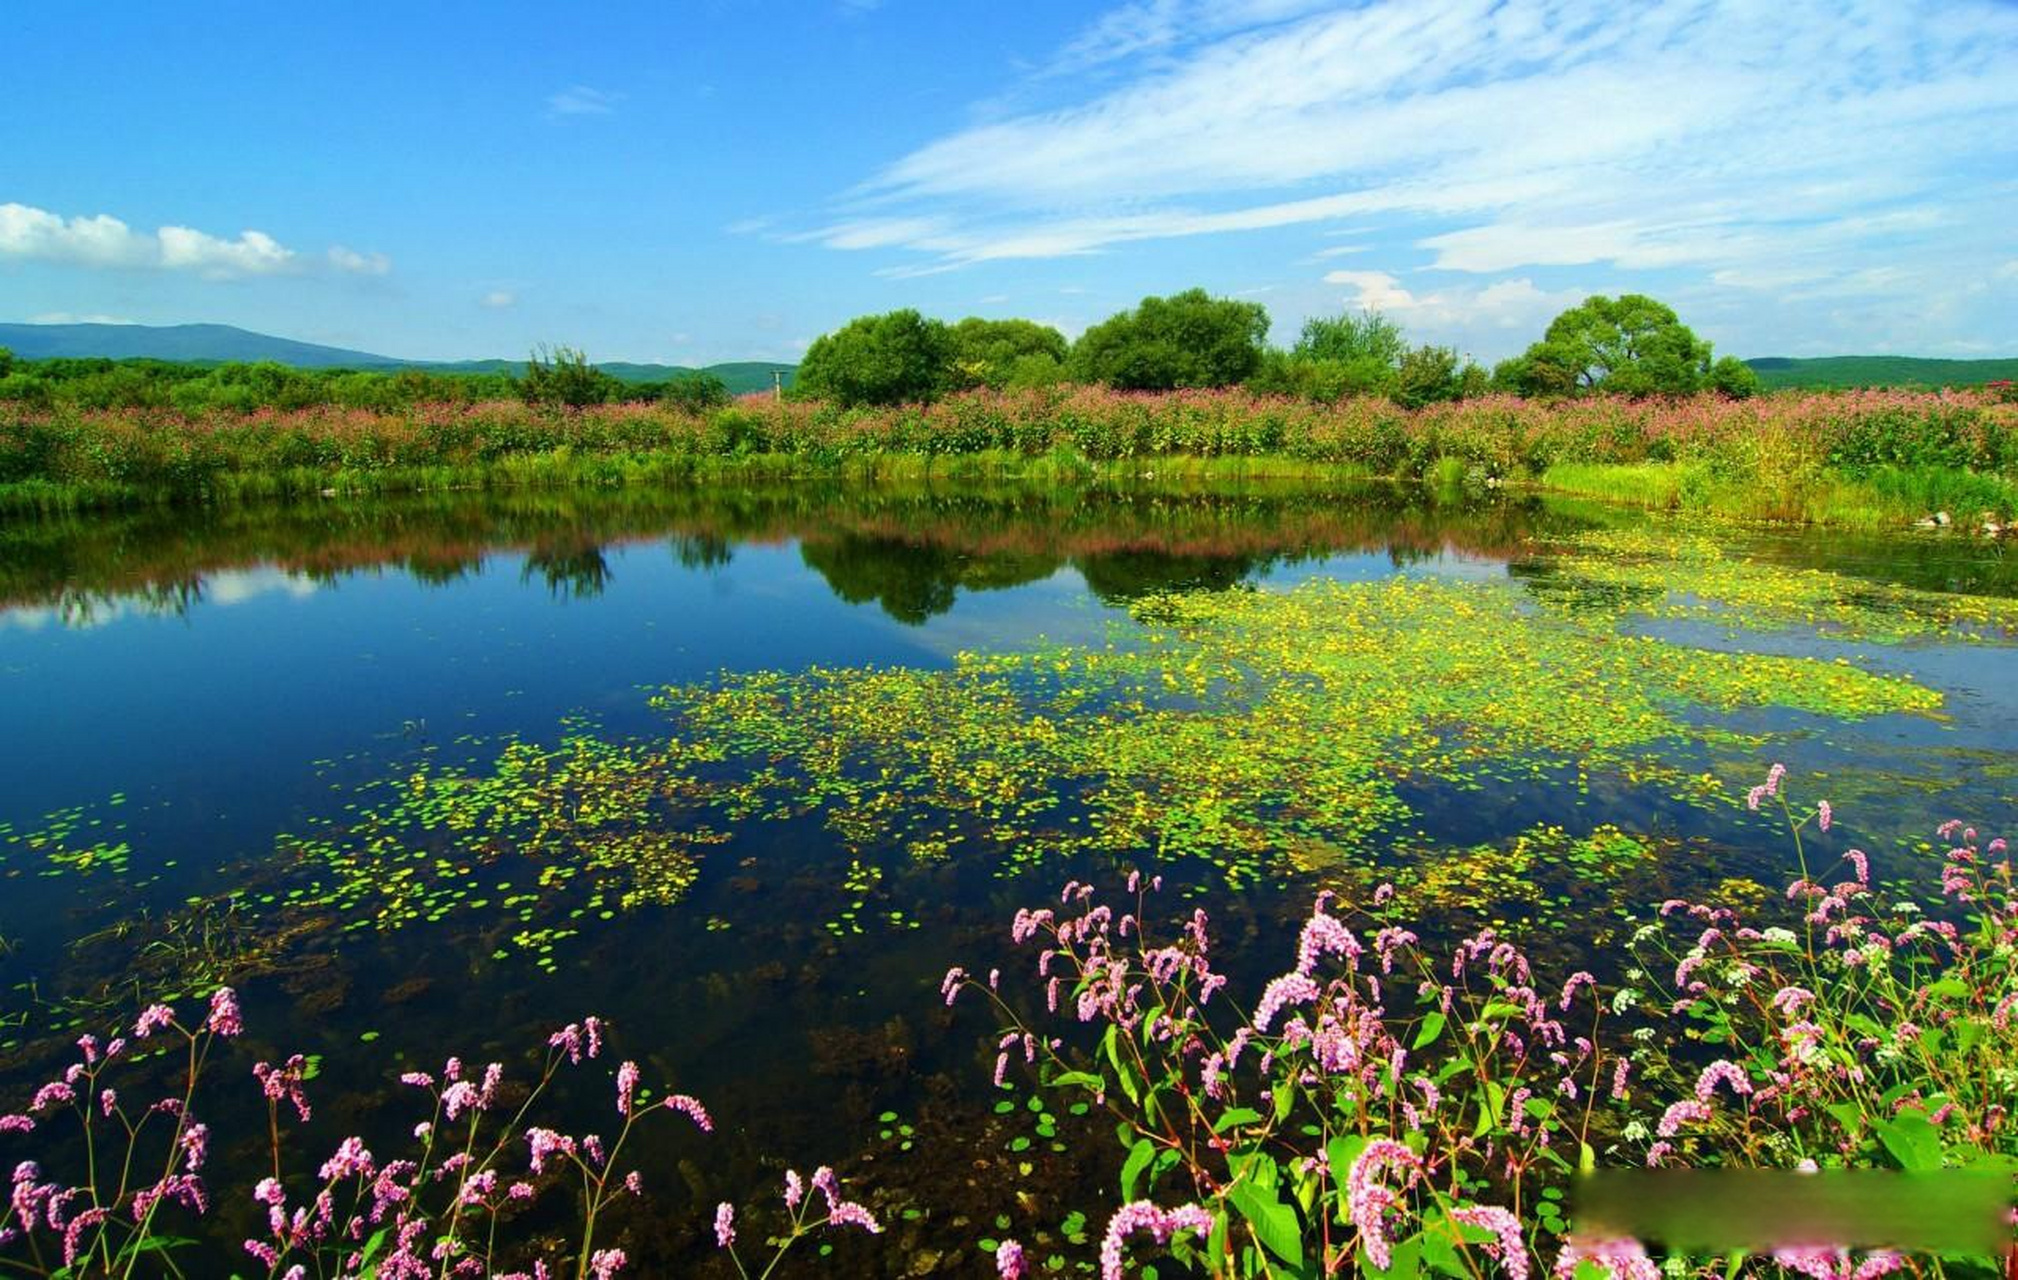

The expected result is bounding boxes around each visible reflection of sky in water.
[0,566,320,630]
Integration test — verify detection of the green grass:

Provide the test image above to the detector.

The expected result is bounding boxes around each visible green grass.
[1539,460,2018,527]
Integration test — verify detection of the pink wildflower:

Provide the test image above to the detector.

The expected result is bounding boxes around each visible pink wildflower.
[1098,1201,1214,1280]
[1554,1235,1660,1280]
[997,1238,1027,1278]
[1657,1100,1712,1137]
[205,988,243,1038]
[615,1061,640,1116]
[663,1094,712,1132]
[1347,1140,1422,1269]
[1694,1060,1752,1102]
[714,1201,735,1249]
[1451,1205,1528,1280]
[133,1004,175,1038]
[828,1200,883,1233]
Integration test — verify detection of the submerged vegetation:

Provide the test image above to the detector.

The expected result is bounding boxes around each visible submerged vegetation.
[6,517,1998,1044]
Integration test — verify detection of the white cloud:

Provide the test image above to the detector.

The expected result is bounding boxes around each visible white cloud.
[547,85,620,116]
[28,311,135,325]
[328,245,391,276]
[480,290,517,309]
[157,225,294,275]
[1,201,386,280]
[1322,270,1575,335]
[800,0,2018,338]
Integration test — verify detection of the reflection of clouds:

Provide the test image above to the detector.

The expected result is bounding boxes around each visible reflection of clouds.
[0,567,323,631]
[206,568,321,606]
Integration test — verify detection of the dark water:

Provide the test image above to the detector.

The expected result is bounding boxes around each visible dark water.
[1,480,2013,1273]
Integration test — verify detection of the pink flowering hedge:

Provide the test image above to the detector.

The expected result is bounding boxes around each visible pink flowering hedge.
[1,387,2011,501]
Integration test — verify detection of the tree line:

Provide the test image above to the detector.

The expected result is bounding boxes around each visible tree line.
[0,289,1760,416]
[794,289,1762,407]
[0,345,732,413]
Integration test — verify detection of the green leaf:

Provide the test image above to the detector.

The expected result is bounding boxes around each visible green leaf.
[1213,1107,1264,1133]
[1229,1177,1305,1268]
[1824,1101,1865,1138]
[1122,1138,1157,1201]
[1411,1011,1447,1050]
[1472,1081,1505,1138]
[1103,1026,1141,1107]
[1875,1110,1944,1173]
[1050,1070,1103,1091]
[1273,1078,1296,1124]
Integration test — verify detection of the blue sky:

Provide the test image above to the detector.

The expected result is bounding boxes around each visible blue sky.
[4,0,2015,366]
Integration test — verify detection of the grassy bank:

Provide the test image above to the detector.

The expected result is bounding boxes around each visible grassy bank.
[1539,459,2018,527]
[3,386,2013,525]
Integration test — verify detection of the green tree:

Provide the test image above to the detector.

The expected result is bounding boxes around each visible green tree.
[522,345,626,407]
[0,347,12,379]
[795,309,956,407]
[1249,309,1416,402]
[1505,294,1714,397]
[1709,355,1762,399]
[1393,344,1462,408]
[1068,289,1270,390]
[653,371,732,413]
[948,318,1068,390]
[1293,309,1406,368]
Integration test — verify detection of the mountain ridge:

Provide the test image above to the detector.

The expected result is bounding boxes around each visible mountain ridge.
[0,322,795,392]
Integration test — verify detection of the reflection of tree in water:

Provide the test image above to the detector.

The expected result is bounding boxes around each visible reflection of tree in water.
[797,535,1057,624]
[670,533,733,571]
[1073,550,1275,604]
[404,553,481,586]
[522,543,612,599]
[53,578,204,626]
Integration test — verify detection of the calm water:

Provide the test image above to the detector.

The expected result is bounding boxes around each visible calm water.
[2,480,2014,1273]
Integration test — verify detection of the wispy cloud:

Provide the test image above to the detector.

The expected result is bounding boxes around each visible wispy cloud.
[1323,270,1578,332]
[1,201,389,280]
[547,85,621,117]
[799,0,2018,317]
[480,290,517,309]
[328,245,391,276]
[27,311,136,325]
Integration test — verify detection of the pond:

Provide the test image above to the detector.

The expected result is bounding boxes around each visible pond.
[2,479,2014,1273]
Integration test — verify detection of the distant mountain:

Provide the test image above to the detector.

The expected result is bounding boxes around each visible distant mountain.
[0,322,795,393]
[0,322,396,368]
[1745,355,2018,390]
